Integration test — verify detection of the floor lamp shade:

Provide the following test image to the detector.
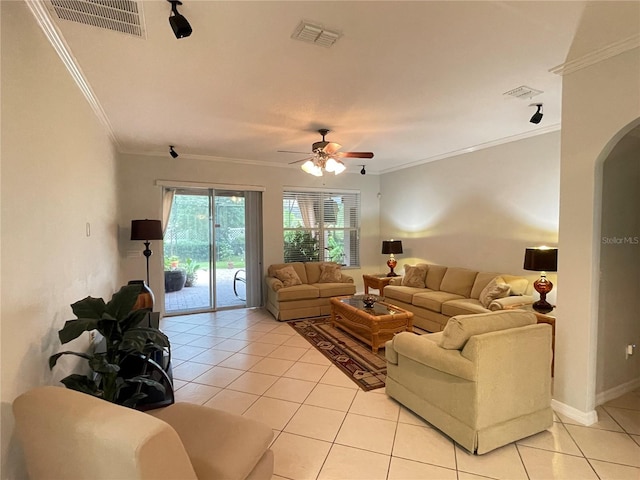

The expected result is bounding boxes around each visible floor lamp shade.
[382,240,403,277]
[523,247,558,314]
[131,220,163,241]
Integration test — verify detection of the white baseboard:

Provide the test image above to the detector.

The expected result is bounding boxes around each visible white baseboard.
[595,377,640,406]
[551,399,598,426]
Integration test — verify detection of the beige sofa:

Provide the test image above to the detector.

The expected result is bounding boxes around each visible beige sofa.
[266,262,356,321]
[13,386,274,479]
[385,310,553,455]
[383,263,533,332]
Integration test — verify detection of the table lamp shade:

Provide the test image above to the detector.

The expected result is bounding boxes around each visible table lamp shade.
[523,247,557,272]
[131,220,163,241]
[381,240,403,255]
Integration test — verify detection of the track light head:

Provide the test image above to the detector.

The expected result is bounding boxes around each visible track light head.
[529,103,543,124]
[167,0,192,39]
[169,146,178,158]
[360,165,366,175]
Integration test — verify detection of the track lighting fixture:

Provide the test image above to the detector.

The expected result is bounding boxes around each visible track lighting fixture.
[167,0,192,39]
[360,165,366,175]
[529,103,543,124]
[169,146,178,158]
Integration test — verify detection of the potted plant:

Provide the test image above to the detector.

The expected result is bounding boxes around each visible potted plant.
[49,284,172,408]
[183,258,201,287]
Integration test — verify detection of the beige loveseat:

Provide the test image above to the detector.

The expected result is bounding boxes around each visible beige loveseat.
[385,310,553,455]
[13,386,274,479]
[383,263,533,332]
[266,262,356,321]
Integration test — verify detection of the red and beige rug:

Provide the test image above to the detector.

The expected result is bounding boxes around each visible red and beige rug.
[288,317,387,391]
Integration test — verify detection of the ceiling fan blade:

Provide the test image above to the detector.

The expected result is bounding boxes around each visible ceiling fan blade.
[278,150,312,155]
[288,156,313,165]
[322,142,342,155]
[336,151,375,159]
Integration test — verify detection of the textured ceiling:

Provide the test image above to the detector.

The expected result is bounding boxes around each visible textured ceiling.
[37,1,633,173]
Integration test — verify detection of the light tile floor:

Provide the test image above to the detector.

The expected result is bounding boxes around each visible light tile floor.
[161,308,640,480]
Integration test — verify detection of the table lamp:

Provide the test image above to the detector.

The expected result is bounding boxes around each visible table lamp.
[523,246,558,314]
[382,240,403,277]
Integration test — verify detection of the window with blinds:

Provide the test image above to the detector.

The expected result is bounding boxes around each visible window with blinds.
[283,190,360,267]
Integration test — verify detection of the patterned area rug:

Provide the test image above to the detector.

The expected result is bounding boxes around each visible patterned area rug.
[288,317,387,391]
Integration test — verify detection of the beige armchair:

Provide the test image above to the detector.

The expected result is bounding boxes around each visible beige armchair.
[13,386,274,480]
[385,310,553,454]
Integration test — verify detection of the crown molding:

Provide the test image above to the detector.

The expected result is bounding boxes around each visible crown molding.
[550,34,640,76]
[25,0,120,147]
[379,124,561,175]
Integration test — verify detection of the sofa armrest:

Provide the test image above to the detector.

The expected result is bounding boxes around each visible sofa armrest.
[390,332,476,381]
[488,295,534,311]
[389,277,402,286]
[149,403,273,480]
[340,273,354,283]
[265,276,284,292]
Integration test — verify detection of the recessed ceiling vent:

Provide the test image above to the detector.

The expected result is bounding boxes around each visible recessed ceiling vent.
[503,85,543,100]
[48,0,146,39]
[291,21,341,48]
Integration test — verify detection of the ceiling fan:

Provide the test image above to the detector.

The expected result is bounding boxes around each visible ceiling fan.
[279,129,374,176]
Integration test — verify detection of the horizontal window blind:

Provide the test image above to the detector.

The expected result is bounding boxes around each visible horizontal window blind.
[283,190,360,267]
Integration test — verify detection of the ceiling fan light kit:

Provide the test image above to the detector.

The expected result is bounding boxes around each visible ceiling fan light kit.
[281,129,374,177]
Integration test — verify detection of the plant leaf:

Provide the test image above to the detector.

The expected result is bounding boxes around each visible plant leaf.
[58,318,100,344]
[49,350,92,369]
[126,376,166,395]
[60,374,99,396]
[97,316,121,344]
[88,355,120,374]
[71,296,107,319]
[105,285,141,320]
[120,328,169,354]
[121,392,148,408]
[119,309,150,332]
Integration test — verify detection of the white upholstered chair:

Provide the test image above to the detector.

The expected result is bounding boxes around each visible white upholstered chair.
[13,386,274,480]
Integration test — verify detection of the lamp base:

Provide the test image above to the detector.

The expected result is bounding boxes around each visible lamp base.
[532,275,554,314]
[128,280,154,311]
[532,300,554,314]
[386,258,398,277]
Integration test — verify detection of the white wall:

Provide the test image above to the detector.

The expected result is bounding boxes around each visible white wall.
[0,3,120,477]
[117,153,381,313]
[379,132,560,286]
[597,132,640,395]
[556,8,640,416]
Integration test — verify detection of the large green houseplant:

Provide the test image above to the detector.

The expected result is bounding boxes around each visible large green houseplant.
[49,284,170,408]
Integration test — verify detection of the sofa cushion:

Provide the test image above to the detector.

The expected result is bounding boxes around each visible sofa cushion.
[275,284,319,301]
[304,262,323,284]
[268,262,308,284]
[425,265,448,290]
[413,291,465,313]
[502,275,529,296]
[384,286,429,304]
[479,276,511,308]
[439,267,479,297]
[439,310,537,350]
[402,264,428,288]
[318,263,342,283]
[470,271,501,299]
[273,266,303,287]
[441,298,490,317]
[314,283,356,298]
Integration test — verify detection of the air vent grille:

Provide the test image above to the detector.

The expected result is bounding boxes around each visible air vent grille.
[49,0,145,38]
[292,21,341,48]
[503,85,543,100]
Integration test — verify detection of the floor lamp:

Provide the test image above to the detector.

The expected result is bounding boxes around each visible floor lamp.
[131,219,163,309]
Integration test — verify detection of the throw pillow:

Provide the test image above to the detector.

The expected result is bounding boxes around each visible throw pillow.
[402,264,428,288]
[274,266,302,287]
[501,275,529,296]
[318,263,342,283]
[478,276,511,308]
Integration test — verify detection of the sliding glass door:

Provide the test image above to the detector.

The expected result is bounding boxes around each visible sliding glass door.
[163,188,262,315]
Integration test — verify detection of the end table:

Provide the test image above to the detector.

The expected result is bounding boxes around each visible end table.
[362,274,394,296]
[506,304,556,376]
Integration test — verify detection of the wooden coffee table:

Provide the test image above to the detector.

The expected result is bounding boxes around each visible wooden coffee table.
[330,296,414,353]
